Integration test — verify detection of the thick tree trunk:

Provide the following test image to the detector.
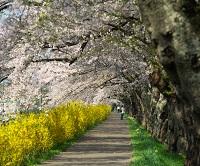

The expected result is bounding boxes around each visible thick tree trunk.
[137,1,200,165]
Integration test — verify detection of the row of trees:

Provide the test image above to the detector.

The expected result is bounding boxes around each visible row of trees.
[0,0,152,112]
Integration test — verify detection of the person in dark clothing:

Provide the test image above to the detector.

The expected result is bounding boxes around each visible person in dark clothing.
[111,103,117,112]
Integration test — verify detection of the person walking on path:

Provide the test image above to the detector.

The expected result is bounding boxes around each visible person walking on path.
[111,103,117,112]
[121,106,125,120]
[117,105,121,113]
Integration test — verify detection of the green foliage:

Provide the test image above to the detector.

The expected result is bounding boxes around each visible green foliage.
[163,82,174,97]
[37,11,48,26]
[128,117,185,166]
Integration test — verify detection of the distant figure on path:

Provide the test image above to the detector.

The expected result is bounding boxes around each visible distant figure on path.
[117,106,121,113]
[120,106,125,120]
[111,103,117,112]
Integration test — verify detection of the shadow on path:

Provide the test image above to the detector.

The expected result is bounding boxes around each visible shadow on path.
[40,112,131,166]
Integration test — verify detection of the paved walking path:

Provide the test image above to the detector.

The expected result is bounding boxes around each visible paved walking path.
[40,112,132,166]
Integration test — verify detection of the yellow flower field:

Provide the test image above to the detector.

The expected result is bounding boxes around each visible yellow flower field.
[0,101,111,166]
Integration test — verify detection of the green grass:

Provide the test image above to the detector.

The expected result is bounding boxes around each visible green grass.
[128,117,185,166]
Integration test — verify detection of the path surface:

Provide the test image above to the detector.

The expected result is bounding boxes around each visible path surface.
[40,112,132,166]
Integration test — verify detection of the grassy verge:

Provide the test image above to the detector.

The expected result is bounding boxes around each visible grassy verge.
[128,117,185,166]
